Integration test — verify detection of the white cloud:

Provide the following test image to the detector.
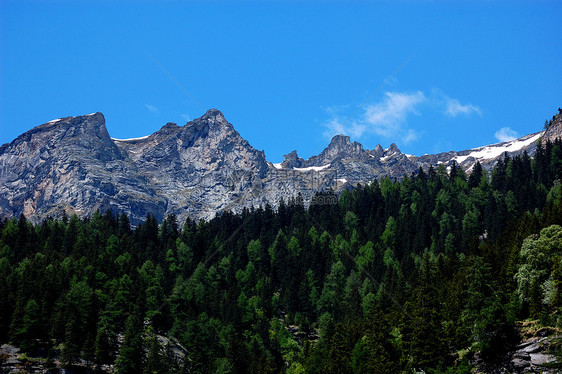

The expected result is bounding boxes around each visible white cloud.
[324,117,366,140]
[364,91,426,138]
[323,90,481,146]
[403,129,421,144]
[444,97,481,117]
[145,104,159,114]
[495,127,519,142]
[324,91,425,144]
[181,113,191,122]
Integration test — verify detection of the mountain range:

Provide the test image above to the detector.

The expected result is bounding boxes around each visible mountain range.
[1,108,561,224]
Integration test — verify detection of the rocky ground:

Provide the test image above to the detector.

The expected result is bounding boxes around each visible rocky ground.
[1,344,54,373]
[472,321,562,373]
[0,332,186,373]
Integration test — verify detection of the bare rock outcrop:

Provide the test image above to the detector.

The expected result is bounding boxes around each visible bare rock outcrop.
[1,109,560,224]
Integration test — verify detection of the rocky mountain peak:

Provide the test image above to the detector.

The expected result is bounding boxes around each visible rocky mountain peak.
[28,112,117,157]
[281,150,304,168]
[386,143,400,154]
[318,134,364,159]
[1,107,560,224]
[33,112,108,141]
[329,134,351,146]
[370,144,385,158]
[162,122,179,130]
[150,122,180,138]
[182,108,233,140]
[199,108,227,125]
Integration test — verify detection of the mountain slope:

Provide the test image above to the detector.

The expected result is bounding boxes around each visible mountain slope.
[112,109,269,221]
[0,113,166,222]
[1,109,560,223]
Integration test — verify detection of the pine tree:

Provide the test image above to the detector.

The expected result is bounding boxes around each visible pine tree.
[323,323,352,374]
[115,313,145,374]
[144,333,164,374]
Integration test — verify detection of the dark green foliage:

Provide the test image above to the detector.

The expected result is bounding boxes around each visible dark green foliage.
[115,312,145,374]
[143,331,167,374]
[2,138,562,372]
[351,308,399,374]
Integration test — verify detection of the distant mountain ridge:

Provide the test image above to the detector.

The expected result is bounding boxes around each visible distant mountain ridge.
[1,108,561,224]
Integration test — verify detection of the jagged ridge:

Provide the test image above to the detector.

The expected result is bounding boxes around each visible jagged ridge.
[1,108,560,224]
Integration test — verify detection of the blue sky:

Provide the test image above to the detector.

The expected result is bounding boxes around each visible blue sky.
[1,1,560,162]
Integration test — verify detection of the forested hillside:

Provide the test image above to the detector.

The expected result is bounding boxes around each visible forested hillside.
[3,137,562,373]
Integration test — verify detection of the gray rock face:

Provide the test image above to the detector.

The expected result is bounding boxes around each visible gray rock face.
[506,336,559,373]
[0,113,166,224]
[544,109,562,143]
[1,109,560,224]
[281,150,304,169]
[112,109,269,222]
[0,110,272,224]
[470,321,562,374]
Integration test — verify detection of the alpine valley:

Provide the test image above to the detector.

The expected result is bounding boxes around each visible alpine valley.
[3,109,562,374]
[1,109,561,224]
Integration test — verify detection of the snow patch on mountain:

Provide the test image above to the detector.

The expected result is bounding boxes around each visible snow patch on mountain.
[454,132,543,164]
[112,135,151,142]
[380,154,397,162]
[294,164,331,172]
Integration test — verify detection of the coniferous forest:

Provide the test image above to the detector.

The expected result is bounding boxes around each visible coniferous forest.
[4,138,562,373]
